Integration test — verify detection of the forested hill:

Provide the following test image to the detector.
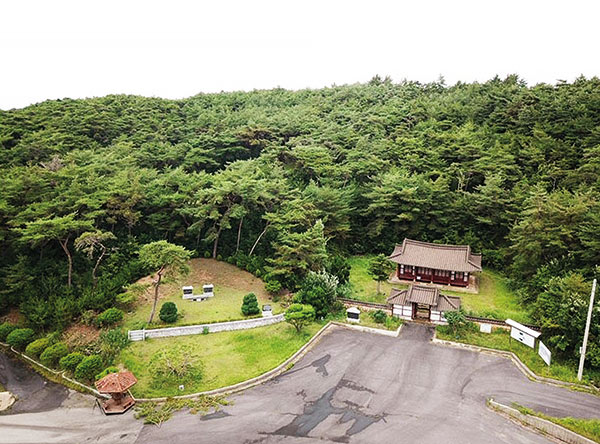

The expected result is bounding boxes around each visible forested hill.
[1,76,599,338]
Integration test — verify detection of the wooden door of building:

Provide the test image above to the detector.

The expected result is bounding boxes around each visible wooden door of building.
[412,303,431,320]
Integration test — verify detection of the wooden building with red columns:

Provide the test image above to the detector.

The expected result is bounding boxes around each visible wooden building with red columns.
[388,239,482,288]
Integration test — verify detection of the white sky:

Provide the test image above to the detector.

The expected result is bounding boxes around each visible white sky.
[1,0,599,110]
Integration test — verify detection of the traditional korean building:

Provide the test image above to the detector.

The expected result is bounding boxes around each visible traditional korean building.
[388,238,482,288]
[388,285,461,322]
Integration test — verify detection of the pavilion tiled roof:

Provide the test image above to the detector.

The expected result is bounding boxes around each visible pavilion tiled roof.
[387,285,461,311]
[388,238,482,272]
[95,371,137,393]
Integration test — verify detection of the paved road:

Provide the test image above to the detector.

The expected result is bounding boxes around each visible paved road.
[136,324,600,444]
[1,324,599,443]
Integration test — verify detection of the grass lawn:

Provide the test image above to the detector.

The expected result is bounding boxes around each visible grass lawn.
[436,326,600,386]
[123,258,282,329]
[513,404,600,443]
[347,256,395,304]
[447,270,531,324]
[348,256,531,323]
[119,321,323,398]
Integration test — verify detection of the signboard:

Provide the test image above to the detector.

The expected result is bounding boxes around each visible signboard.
[538,341,551,366]
[506,319,541,349]
[480,323,492,334]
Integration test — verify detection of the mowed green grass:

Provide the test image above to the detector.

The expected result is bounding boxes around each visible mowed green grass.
[119,322,323,398]
[123,258,282,329]
[348,256,530,323]
[448,270,531,323]
[348,256,396,304]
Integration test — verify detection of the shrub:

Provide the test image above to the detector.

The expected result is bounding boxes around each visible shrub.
[202,326,209,335]
[217,254,223,261]
[265,279,282,296]
[74,355,103,382]
[284,304,315,332]
[371,310,387,324]
[149,345,203,388]
[99,328,130,363]
[241,293,260,316]
[6,328,35,350]
[96,366,119,381]
[96,308,124,327]
[296,270,339,318]
[159,302,178,323]
[226,256,235,264]
[204,251,211,258]
[40,342,69,368]
[80,309,97,326]
[25,337,51,358]
[0,323,17,342]
[60,352,85,372]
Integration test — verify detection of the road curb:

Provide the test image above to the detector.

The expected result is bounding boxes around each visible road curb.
[487,398,597,444]
[330,321,402,337]
[431,334,599,394]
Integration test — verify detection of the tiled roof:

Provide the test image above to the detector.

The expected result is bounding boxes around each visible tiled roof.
[95,371,137,393]
[387,288,408,305]
[388,238,482,272]
[406,285,439,306]
[387,285,462,312]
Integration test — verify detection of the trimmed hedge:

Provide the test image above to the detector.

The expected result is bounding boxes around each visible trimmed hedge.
[0,323,17,342]
[40,342,69,368]
[59,352,85,373]
[6,328,35,350]
[74,355,103,382]
[96,308,124,327]
[25,337,51,358]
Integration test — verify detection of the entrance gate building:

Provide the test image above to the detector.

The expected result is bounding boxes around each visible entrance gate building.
[388,285,461,323]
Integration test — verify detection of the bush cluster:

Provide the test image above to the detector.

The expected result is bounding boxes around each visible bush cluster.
[60,352,85,372]
[96,308,124,327]
[95,366,119,381]
[40,342,69,368]
[6,328,35,350]
[74,355,103,382]
[25,337,51,358]
[0,323,17,342]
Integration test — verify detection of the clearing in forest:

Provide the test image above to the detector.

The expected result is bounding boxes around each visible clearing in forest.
[123,258,282,329]
[348,256,531,323]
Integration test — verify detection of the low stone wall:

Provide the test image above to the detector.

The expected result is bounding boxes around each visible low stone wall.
[128,314,285,341]
[488,399,596,444]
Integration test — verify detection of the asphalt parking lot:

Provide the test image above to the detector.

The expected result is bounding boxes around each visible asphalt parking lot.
[1,323,599,444]
[136,324,600,444]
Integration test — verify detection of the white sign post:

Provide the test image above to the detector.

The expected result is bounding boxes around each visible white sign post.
[506,319,541,349]
[538,341,551,366]
[578,279,596,381]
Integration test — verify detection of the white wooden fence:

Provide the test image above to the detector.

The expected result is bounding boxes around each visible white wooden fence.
[128,314,285,341]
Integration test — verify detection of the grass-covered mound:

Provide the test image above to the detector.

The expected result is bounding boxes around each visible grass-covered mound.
[124,258,282,329]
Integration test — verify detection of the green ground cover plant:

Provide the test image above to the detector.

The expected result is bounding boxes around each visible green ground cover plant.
[512,403,600,443]
[119,322,322,398]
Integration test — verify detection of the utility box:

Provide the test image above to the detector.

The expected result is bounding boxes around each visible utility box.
[262,304,272,317]
[346,307,360,323]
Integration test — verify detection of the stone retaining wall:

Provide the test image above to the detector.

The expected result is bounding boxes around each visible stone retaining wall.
[488,399,596,444]
[129,314,285,341]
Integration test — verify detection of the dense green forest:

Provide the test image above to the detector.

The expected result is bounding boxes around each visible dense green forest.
[1,75,599,369]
